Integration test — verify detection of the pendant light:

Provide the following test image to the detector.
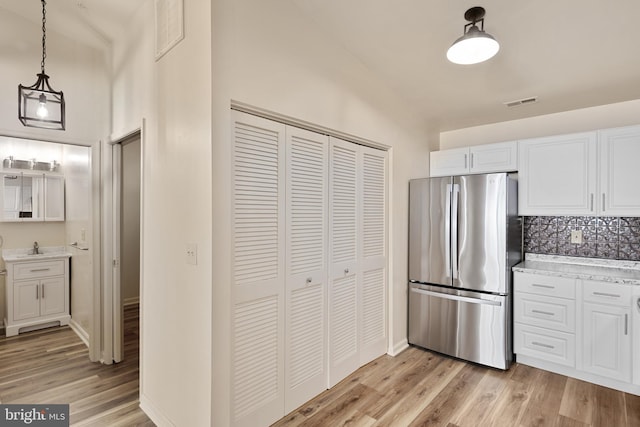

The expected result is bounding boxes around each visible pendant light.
[18,0,65,130]
[447,6,500,65]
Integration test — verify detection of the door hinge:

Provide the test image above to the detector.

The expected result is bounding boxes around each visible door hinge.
[112,259,120,267]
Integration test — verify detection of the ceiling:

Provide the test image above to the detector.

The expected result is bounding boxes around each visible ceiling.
[3,0,640,134]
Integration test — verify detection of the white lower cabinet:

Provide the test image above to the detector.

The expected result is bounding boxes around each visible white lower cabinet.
[514,272,638,394]
[582,302,631,382]
[4,257,70,337]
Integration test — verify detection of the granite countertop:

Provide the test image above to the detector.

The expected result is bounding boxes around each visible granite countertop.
[513,253,640,285]
[2,246,72,263]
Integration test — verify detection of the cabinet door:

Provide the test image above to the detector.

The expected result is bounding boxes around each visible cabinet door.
[634,288,640,386]
[429,147,469,177]
[518,132,597,215]
[582,302,631,382]
[45,175,65,221]
[14,280,40,321]
[284,126,328,413]
[1,173,22,221]
[20,173,44,221]
[599,126,640,216]
[469,141,517,174]
[40,277,66,317]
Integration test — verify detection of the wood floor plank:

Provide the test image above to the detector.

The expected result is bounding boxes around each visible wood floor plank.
[592,383,627,427]
[517,369,567,427]
[447,367,508,427]
[554,414,589,427]
[625,393,640,427]
[558,377,596,425]
[476,375,534,426]
[406,363,487,426]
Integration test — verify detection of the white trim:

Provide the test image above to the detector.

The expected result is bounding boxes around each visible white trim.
[389,339,409,357]
[124,297,140,306]
[140,394,175,427]
[101,139,114,365]
[89,140,102,362]
[0,128,96,147]
[517,354,640,396]
[69,319,90,348]
[230,101,390,151]
[112,142,123,363]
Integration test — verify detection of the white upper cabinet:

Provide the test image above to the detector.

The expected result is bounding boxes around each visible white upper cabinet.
[0,172,64,222]
[519,132,598,216]
[519,125,640,217]
[430,141,517,177]
[598,125,640,216]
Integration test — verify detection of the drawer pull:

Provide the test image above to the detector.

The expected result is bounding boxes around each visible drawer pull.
[30,268,51,272]
[593,291,621,298]
[36,287,39,300]
[532,341,555,350]
[531,283,555,289]
[532,309,555,316]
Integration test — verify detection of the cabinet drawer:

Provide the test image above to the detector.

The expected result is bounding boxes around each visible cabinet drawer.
[514,293,575,333]
[514,323,575,367]
[583,280,631,306]
[13,260,65,280]
[514,272,575,299]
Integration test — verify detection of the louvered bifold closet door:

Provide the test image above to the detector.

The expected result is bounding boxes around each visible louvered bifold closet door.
[284,126,329,413]
[328,137,360,387]
[231,111,286,427]
[359,145,388,365]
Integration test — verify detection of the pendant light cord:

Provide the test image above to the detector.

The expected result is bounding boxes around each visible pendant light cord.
[41,0,47,74]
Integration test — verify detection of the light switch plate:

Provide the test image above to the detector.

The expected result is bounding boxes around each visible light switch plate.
[186,243,198,265]
[570,230,583,244]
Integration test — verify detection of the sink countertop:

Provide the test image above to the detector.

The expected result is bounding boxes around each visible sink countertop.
[2,246,72,263]
[513,253,640,285]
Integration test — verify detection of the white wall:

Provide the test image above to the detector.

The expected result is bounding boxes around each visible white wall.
[440,99,640,149]
[111,1,212,425]
[211,0,433,425]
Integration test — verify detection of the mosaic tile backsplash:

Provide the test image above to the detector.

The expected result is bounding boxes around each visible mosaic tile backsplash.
[523,216,640,261]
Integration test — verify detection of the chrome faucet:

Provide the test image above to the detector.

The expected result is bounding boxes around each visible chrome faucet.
[33,241,39,255]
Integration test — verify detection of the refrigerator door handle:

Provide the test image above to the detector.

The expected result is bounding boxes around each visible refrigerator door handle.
[451,183,460,279]
[410,287,502,306]
[445,184,452,277]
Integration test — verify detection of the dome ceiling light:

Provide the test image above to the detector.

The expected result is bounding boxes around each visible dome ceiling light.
[18,0,66,130]
[447,6,500,65]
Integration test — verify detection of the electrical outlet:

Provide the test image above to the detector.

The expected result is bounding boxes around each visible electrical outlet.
[186,243,198,265]
[570,230,583,244]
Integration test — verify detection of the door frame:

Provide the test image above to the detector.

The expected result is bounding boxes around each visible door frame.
[103,121,145,364]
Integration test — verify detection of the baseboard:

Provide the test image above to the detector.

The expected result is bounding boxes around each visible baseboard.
[140,393,175,427]
[124,296,140,306]
[388,338,409,356]
[69,319,90,348]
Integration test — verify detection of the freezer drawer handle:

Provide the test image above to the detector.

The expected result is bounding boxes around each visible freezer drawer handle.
[532,341,554,350]
[531,309,555,316]
[30,268,51,272]
[410,287,502,306]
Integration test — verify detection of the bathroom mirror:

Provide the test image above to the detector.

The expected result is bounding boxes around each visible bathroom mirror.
[0,172,45,221]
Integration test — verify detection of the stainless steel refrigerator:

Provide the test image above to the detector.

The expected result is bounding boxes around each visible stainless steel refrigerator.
[408,173,521,370]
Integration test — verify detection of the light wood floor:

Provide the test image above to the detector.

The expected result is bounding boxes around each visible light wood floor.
[0,305,153,426]
[273,346,640,427]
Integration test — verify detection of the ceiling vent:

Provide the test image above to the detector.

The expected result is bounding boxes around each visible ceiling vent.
[504,96,538,108]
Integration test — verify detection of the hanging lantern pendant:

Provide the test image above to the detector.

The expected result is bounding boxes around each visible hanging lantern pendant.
[18,0,65,130]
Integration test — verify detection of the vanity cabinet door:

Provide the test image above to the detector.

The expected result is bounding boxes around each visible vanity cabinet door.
[14,280,40,321]
[40,277,66,316]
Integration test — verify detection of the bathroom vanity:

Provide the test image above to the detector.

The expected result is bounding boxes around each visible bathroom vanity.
[3,247,71,336]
